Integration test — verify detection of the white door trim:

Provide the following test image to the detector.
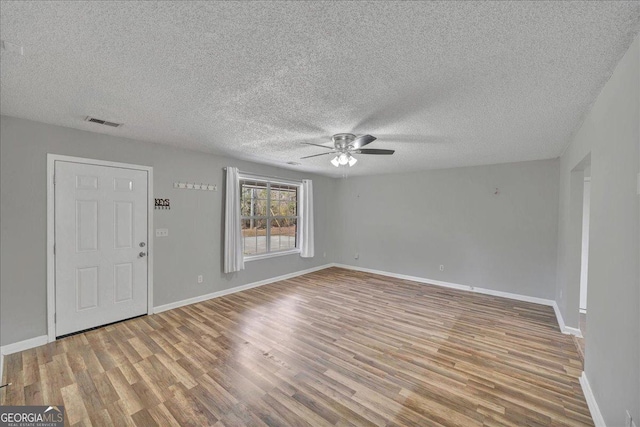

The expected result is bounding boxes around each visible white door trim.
[47,154,154,343]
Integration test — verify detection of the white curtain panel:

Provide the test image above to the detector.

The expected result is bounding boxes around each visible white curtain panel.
[299,179,315,258]
[224,167,245,273]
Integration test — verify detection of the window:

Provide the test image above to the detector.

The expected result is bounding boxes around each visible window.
[240,177,299,259]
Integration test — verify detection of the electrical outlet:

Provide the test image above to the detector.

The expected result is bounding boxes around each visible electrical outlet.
[439,265,444,271]
[155,228,169,237]
[323,252,326,258]
[197,275,203,284]
[354,252,359,260]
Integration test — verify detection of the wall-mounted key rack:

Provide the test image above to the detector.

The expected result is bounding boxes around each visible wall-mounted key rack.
[173,182,217,191]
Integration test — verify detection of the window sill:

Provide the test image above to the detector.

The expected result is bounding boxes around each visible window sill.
[244,249,301,262]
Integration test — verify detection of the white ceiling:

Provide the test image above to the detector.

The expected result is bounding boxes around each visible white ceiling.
[1,1,639,177]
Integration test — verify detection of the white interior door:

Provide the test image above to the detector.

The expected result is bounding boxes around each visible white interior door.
[55,161,148,336]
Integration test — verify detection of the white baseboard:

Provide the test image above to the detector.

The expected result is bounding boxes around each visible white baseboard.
[0,262,576,384]
[552,301,567,332]
[552,301,583,337]
[580,371,606,426]
[564,326,583,337]
[335,263,583,339]
[154,263,334,314]
[0,336,47,387]
[0,334,50,383]
[333,263,555,307]
[0,335,49,356]
[0,264,334,371]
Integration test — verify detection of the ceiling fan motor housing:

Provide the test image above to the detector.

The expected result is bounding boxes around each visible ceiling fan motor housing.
[332,133,356,151]
[300,133,391,163]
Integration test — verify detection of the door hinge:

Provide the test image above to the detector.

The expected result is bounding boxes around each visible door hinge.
[53,173,56,185]
[53,244,55,255]
[54,313,56,323]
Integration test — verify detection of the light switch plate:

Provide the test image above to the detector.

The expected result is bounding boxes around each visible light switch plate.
[155,228,169,237]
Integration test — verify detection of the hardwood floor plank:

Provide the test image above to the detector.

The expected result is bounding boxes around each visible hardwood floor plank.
[105,368,144,415]
[131,408,159,427]
[0,268,593,426]
[164,388,218,426]
[73,370,104,415]
[23,381,44,406]
[105,400,136,427]
[88,408,115,427]
[146,403,181,426]
[60,383,90,425]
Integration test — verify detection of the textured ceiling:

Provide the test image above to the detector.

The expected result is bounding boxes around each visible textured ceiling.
[1,1,639,177]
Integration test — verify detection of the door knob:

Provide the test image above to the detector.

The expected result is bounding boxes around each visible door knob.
[139,242,146,247]
[139,252,147,258]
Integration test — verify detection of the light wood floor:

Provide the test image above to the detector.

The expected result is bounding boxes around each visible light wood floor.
[1,267,592,426]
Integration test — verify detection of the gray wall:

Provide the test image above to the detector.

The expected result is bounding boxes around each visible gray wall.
[0,115,338,346]
[335,159,560,300]
[555,36,639,425]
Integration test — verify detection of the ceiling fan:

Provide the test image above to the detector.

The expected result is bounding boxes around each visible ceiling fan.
[300,133,395,167]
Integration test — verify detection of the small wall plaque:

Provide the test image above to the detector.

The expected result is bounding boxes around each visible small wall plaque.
[155,198,170,210]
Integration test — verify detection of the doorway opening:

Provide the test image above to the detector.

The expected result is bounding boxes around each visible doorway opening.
[569,154,591,362]
[577,166,590,358]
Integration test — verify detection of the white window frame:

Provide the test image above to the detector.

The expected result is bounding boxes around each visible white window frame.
[239,173,301,262]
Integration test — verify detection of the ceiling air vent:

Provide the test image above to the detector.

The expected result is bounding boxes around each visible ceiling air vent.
[85,116,122,128]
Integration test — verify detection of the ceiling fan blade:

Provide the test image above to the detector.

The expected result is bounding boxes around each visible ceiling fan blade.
[301,142,334,150]
[300,152,336,159]
[350,134,376,149]
[357,149,395,155]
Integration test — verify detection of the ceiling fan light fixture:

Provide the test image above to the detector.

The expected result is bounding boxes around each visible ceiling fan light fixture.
[301,133,393,167]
